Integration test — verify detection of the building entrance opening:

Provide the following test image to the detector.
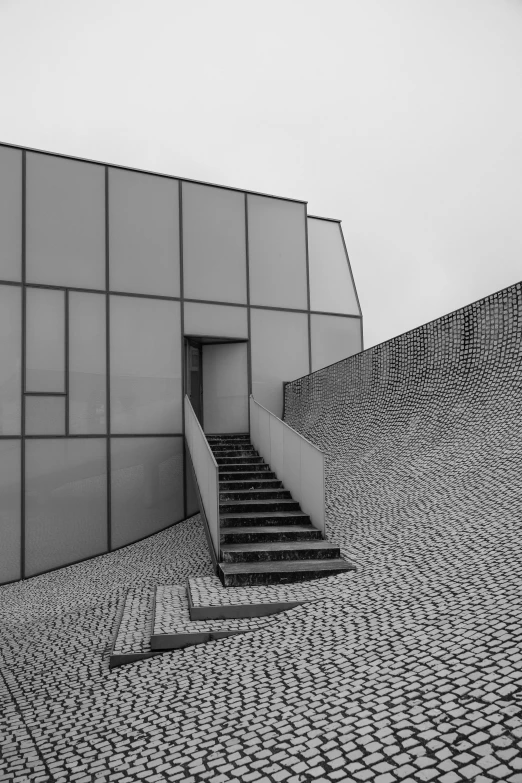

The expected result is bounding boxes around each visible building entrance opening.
[184,337,249,434]
[186,342,203,423]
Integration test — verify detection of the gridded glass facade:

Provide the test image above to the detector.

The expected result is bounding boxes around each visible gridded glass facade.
[311,314,363,372]
[109,168,180,297]
[26,153,106,289]
[0,285,22,435]
[248,195,308,310]
[0,142,362,583]
[183,183,247,304]
[24,438,107,577]
[308,217,361,315]
[0,146,22,282]
[251,308,309,417]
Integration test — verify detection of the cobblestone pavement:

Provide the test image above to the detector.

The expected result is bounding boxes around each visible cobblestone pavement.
[2,284,522,781]
[187,575,343,609]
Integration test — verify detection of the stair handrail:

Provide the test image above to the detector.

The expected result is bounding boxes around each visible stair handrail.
[249,395,326,537]
[184,395,221,563]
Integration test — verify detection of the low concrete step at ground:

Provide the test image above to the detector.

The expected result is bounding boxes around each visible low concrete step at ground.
[151,585,273,650]
[218,558,356,586]
[221,540,341,562]
[186,574,346,620]
[109,582,278,668]
[109,588,162,668]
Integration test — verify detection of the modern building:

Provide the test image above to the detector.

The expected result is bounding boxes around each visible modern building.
[0,142,362,585]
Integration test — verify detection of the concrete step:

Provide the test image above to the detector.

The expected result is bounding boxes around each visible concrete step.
[219,488,292,502]
[210,443,255,453]
[211,446,257,457]
[219,478,283,491]
[218,558,357,587]
[219,469,276,481]
[150,586,273,651]
[218,462,272,473]
[220,498,301,514]
[220,510,311,527]
[206,434,250,443]
[220,524,322,544]
[221,541,340,563]
[109,588,161,668]
[187,575,314,620]
[216,455,264,465]
[213,451,259,461]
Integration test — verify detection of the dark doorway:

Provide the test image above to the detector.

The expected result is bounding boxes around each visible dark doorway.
[185,341,203,424]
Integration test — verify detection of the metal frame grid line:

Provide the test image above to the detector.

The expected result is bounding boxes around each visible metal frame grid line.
[0,279,361,319]
[105,166,112,551]
[65,290,69,435]
[180,181,188,518]
[304,205,312,374]
[24,391,66,397]
[245,193,253,405]
[0,140,308,206]
[20,150,26,579]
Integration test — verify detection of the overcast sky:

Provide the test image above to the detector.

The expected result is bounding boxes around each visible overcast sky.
[1,0,521,348]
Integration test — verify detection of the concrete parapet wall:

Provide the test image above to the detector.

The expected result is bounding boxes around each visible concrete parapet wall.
[284,281,522,555]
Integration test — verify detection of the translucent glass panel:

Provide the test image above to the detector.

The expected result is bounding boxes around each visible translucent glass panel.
[311,314,362,372]
[110,296,181,433]
[0,146,22,281]
[248,195,308,310]
[26,153,105,289]
[109,168,180,297]
[69,292,106,434]
[184,302,248,339]
[0,440,21,583]
[25,396,65,435]
[26,287,65,392]
[182,182,247,304]
[251,308,309,418]
[25,438,107,576]
[203,342,249,434]
[308,218,360,315]
[0,285,21,434]
[111,437,184,548]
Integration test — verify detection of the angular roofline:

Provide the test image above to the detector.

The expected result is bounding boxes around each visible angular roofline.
[0,139,308,206]
[308,214,342,223]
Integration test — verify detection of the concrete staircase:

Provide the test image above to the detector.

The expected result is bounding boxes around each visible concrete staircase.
[208,434,356,586]
[107,435,357,668]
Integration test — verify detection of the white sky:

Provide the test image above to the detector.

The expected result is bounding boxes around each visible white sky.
[1,0,521,348]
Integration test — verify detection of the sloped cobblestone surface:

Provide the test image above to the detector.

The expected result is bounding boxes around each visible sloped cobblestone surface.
[2,282,522,781]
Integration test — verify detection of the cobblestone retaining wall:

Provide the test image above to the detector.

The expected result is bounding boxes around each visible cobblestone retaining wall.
[284,281,522,558]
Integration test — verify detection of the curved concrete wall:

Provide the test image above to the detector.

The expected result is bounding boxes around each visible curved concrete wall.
[284,281,522,553]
